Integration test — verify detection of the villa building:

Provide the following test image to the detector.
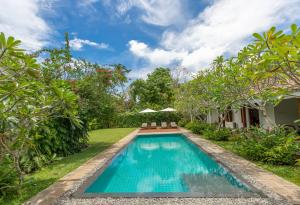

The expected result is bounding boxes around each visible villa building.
[207,92,300,130]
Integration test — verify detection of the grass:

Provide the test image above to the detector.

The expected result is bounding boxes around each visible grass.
[3,128,136,205]
[210,139,300,187]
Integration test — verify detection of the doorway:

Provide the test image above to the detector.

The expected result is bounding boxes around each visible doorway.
[249,108,260,127]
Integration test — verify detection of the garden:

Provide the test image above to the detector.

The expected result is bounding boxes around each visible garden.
[183,121,300,186]
[0,31,179,204]
[0,23,300,204]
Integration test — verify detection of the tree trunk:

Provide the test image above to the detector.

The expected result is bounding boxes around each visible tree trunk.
[13,153,24,185]
[190,112,193,122]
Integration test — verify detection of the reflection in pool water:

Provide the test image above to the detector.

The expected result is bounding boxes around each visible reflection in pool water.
[140,142,159,150]
[85,134,253,195]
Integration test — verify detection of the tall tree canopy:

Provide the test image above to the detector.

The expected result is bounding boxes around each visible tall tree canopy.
[129,67,175,109]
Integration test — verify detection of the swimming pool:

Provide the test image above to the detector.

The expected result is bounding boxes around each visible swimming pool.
[81,134,257,197]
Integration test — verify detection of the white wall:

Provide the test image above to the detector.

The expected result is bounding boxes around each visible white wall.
[274,98,299,125]
[259,103,275,129]
[233,109,243,128]
[208,98,299,129]
[207,109,219,124]
[224,109,244,129]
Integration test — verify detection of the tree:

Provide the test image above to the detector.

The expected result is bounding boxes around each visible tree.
[129,67,175,109]
[77,67,117,129]
[0,33,83,186]
[252,24,300,90]
[111,64,130,111]
[234,44,288,128]
[175,79,207,122]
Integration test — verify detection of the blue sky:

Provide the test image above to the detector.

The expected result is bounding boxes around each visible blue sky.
[1,0,300,78]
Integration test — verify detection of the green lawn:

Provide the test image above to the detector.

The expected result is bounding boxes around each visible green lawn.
[211,140,300,186]
[4,128,136,205]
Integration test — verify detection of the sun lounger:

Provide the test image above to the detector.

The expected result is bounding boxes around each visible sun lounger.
[141,123,148,129]
[150,122,157,129]
[161,122,167,129]
[170,122,177,128]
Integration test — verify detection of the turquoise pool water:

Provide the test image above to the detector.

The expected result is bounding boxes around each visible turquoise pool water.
[85,134,253,196]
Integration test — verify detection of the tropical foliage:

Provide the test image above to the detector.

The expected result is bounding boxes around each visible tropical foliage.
[114,112,181,128]
[235,127,299,165]
[0,32,131,199]
[0,32,88,196]
[180,24,300,166]
[185,121,299,165]
[129,67,175,110]
[175,24,300,129]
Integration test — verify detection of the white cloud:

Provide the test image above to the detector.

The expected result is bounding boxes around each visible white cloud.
[116,1,133,16]
[129,40,187,66]
[129,0,300,72]
[133,0,186,26]
[102,0,187,26]
[0,0,50,50]
[69,37,109,51]
[128,66,153,79]
[77,0,100,7]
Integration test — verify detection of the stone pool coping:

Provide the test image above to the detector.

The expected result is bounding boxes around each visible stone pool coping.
[25,128,300,205]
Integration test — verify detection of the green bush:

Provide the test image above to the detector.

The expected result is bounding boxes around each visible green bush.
[204,128,232,141]
[235,127,299,165]
[235,136,268,161]
[178,119,189,127]
[185,121,204,134]
[114,112,181,128]
[0,156,18,197]
[0,32,90,197]
[185,121,216,135]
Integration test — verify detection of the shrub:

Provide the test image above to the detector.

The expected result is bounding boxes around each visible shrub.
[185,121,205,134]
[235,136,268,161]
[0,156,18,197]
[235,127,299,165]
[204,128,232,141]
[185,121,217,135]
[178,119,189,127]
[184,121,196,130]
[114,112,181,128]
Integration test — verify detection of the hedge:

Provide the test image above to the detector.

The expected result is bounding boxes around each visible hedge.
[113,112,181,128]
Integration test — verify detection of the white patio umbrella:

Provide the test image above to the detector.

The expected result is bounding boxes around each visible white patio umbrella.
[139,108,157,125]
[160,107,177,123]
[160,107,176,112]
[139,108,157,113]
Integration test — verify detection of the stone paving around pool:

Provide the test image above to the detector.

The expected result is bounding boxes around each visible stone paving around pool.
[25,128,300,205]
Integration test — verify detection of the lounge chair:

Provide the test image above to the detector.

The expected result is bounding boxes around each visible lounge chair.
[161,122,167,129]
[141,123,148,129]
[170,122,177,128]
[150,122,157,129]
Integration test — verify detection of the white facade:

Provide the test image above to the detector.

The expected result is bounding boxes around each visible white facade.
[206,98,299,129]
[274,98,299,125]
[258,103,276,129]
[206,110,219,124]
